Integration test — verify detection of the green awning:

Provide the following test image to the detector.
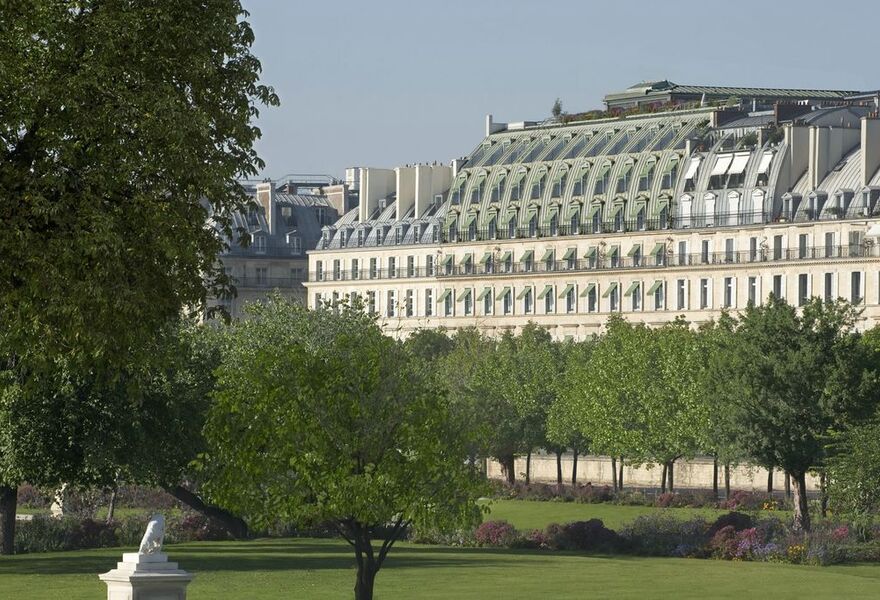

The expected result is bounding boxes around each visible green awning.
[627,245,642,257]
[516,287,532,300]
[602,282,618,298]
[647,280,664,295]
[567,204,581,217]
[520,250,534,262]
[540,249,555,262]
[558,284,574,298]
[537,285,554,300]
[459,253,473,265]
[649,242,666,256]
[580,283,597,297]
[500,251,512,262]
[624,281,641,296]
[437,289,452,302]
[457,289,471,302]
[441,255,454,266]
[498,286,511,300]
[588,204,602,218]
[479,252,493,264]
[562,247,576,260]
[477,287,492,301]
[584,247,597,259]
[617,161,634,177]
[463,213,477,226]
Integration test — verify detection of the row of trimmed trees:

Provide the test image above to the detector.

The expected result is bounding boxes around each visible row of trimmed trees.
[407,297,880,533]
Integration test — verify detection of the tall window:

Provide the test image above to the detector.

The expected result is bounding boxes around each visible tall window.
[723,277,734,308]
[748,276,758,305]
[289,235,302,255]
[316,261,324,281]
[386,290,396,317]
[388,257,397,278]
[566,287,576,313]
[483,290,493,315]
[798,274,809,306]
[677,279,687,310]
[610,284,619,312]
[824,272,834,302]
[529,215,538,237]
[426,255,435,276]
[444,292,453,316]
[773,235,783,260]
[407,256,415,277]
[701,240,710,264]
[678,241,688,266]
[425,289,433,316]
[654,282,664,310]
[463,290,473,315]
[253,235,266,254]
[351,259,360,280]
[700,278,710,309]
[369,258,378,279]
[544,289,555,314]
[523,288,533,314]
[749,237,758,262]
[332,260,341,280]
[405,290,414,316]
[488,218,497,240]
[367,291,376,314]
[631,283,641,311]
[852,271,863,304]
[610,246,620,268]
[825,232,836,258]
[587,286,597,312]
[724,238,734,263]
[255,267,268,285]
[798,234,808,259]
[773,275,783,299]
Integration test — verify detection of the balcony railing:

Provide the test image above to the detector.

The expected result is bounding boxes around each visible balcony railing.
[308,245,873,283]
[222,242,305,258]
[232,276,305,289]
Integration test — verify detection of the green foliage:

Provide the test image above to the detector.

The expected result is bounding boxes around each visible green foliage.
[828,416,880,517]
[202,297,484,550]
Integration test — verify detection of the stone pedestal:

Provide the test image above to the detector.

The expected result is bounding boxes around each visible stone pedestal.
[99,552,193,600]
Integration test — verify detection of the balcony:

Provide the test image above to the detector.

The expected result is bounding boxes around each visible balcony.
[233,276,305,289]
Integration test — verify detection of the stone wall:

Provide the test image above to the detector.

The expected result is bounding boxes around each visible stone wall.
[486,453,819,492]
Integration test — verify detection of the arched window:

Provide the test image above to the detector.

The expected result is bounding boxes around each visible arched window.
[528,214,538,237]
[549,213,559,236]
[488,216,497,240]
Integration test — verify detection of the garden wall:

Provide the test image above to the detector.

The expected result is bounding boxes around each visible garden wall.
[486,454,820,492]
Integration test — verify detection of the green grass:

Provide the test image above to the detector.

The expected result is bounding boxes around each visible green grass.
[482,499,737,530]
[2,537,880,599]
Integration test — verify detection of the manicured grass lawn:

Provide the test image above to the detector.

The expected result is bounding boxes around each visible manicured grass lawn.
[483,499,739,530]
[2,537,880,599]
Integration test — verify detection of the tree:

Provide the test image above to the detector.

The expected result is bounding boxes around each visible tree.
[547,340,591,485]
[202,299,484,600]
[551,98,563,119]
[714,297,877,531]
[0,0,276,552]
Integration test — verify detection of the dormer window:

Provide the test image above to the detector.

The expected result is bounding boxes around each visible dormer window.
[395,227,403,244]
[357,229,364,246]
[339,230,347,248]
[287,235,302,255]
[253,235,266,254]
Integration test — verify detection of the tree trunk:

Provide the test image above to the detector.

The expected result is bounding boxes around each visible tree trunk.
[164,485,250,539]
[106,487,118,524]
[354,558,378,600]
[525,451,532,485]
[618,458,624,490]
[819,470,828,519]
[571,450,578,486]
[667,461,674,493]
[0,484,16,555]
[784,472,791,498]
[712,456,719,500]
[767,468,773,494]
[724,463,731,498]
[790,471,811,532]
[660,463,668,494]
[500,455,516,485]
[611,457,618,491]
[555,451,563,487]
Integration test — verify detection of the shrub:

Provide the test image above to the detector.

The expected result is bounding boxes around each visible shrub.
[14,516,118,554]
[573,484,613,504]
[719,490,765,511]
[166,513,230,543]
[17,484,51,509]
[706,512,753,539]
[474,520,518,547]
[550,519,621,552]
[655,493,676,508]
[619,514,709,557]
[613,490,651,506]
[511,529,550,550]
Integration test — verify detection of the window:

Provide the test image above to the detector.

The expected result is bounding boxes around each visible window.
[413,225,421,243]
[613,209,623,232]
[395,227,403,244]
[357,230,364,246]
[351,259,360,280]
[253,235,266,254]
[463,255,473,275]
[798,234,808,259]
[701,240,710,264]
[386,290,396,317]
[748,276,758,305]
[405,290,414,316]
[545,251,555,272]
[507,218,516,239]
[333,259,341,280]
[798,274,809,306]
[544,288,555,314]
[290,267,304,281]
[700,278,710,309]
[504,253,513,273]
[591,209,601,233]
[678,240,688,266]
[448,223,457,243]
[566,286,576,313]
[773,275,783,299]
[570,213,579,234]
[632,245,642,267]
[407,256,415,277]
[723,277,734,308]
[524,253,534,272]
[749,237,759,262]
[654,282,664,310]
[825,232,836,258]
[426,255,435,276]
[340,230,347,248]
[503,290,512,315]
[852,271,863,304]
[463,290,473,315]
[524,288,533,314]
[289,235,302,255]
[388,257,397,278]
[773,235,784,260]
[677,279,687,310]
[631,282,641,311]
[369,258,378,279]
[314,292,321,307]
[586,285,598,312]
[316,261,324,281]
[609,284,620,312]
[824,272,834,302]
[528,214,538,237]
[488,218,497,240]
[636,207,646,231]
[610,246,620,268]
[255,267,268,285]
[444,292,453,316]
[849,231,863,258]
[367,291,376,313]
[444,256,453,276]
[468,220,477,241]
[724,238,734,263]
[425,289,433,316]
[549,213,559,236]
[483,289,493,315]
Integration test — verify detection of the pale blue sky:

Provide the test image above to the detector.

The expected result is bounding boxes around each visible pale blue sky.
[243,0,879,179]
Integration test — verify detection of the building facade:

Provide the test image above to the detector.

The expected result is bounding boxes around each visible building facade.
[212,175,355,317]
[306,83,880,339]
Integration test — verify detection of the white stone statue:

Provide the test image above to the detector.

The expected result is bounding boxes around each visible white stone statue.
[137,514,165,555]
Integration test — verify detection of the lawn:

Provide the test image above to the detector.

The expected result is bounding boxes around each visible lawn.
[2,537,880,599]
[482,499,737,530]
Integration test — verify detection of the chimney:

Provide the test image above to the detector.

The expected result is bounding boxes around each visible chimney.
[256,181,275,234]
[358,168,396,223]
[395,167,416,220]
[785,123,809,190]
[414,164,453,218]
[861,116,880,186]
[808,125,860,189]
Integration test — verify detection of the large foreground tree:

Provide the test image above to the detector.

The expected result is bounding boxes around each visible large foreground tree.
[203,299,484,600]
[0,0,275,552]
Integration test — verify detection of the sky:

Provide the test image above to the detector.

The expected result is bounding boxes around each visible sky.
[242,0,880,180]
